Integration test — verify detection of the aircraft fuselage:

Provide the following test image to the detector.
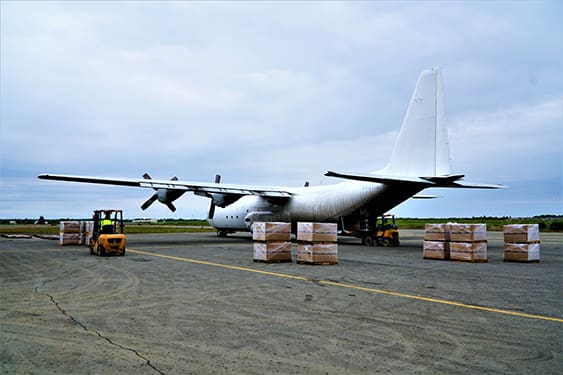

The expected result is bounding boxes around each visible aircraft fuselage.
[208,180,424,232]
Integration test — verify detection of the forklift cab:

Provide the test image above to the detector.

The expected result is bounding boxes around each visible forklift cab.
[93,210,123,237]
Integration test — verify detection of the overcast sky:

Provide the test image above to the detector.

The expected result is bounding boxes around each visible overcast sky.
[1,1,562,219]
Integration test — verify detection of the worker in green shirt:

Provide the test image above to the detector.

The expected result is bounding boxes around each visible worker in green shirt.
[100,212,114,234]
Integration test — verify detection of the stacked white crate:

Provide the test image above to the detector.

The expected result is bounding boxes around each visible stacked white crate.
[252,222,292,262]
[503,224,540,262]
[297,223,338,265]
[449,224,488,262]
[59,221,81,246]
[423,224,450,260]
[81,221,94,246]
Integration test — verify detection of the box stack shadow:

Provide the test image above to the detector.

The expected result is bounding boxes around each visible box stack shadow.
[252,222,292,263]
[503,224,540,262]
[297,223,338,265]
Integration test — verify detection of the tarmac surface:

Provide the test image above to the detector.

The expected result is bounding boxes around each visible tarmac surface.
[1,230,561,374]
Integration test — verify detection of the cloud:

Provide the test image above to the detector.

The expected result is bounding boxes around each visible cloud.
[449,97,563,181]
[1,1,561,219]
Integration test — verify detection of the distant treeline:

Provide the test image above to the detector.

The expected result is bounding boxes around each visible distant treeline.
[1,216,562,232]
[0,218,209,225]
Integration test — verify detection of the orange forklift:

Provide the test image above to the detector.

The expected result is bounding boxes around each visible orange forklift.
[90,210,126,256]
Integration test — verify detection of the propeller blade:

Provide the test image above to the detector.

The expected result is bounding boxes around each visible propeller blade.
[166,202,176,212]
[141,194,158,210]
[215,174,221,183]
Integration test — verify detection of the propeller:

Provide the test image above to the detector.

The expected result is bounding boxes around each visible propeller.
[207,174,221,219]
[140,173,182,212]
[141,173,158,210]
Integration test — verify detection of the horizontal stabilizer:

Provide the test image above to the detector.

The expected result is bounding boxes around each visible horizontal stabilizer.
[420,174,465,184]
[325,171,505,189]
[325,171,430,185]
[440,181,508,189]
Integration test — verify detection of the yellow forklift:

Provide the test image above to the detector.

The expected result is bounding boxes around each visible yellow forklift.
[90,210,126,256]
[375,214,400,247]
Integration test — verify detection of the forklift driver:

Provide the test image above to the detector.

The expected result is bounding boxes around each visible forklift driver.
[100,212,114,234]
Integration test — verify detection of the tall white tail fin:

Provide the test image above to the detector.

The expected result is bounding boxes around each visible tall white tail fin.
[378,67,451,177]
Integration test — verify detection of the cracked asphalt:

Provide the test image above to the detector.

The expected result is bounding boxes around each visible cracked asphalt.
[1,230,562,374]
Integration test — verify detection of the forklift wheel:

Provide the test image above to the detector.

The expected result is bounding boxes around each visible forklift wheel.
[98,245,105,256]
[362,235,374,246]
[382,238,390,247]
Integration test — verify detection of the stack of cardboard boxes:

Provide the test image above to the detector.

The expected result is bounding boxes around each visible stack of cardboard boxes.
[81,221,94,246]
[59,221,94,246]
[252,222,292,263]
[449,224,488,262]
[59,221,81,246]
[423,224,450,260]
[424,223,488,262]
[297,223,338,265]
[503,224,540,262]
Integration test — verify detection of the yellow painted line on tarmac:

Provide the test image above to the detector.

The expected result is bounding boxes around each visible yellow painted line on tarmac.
[128,248,309,282]
[317,280,563,323]
[127,248,563,323]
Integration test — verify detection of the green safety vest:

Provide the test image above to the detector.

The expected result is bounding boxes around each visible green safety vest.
[101,219,113,227]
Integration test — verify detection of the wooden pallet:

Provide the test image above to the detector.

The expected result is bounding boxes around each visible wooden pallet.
[253,259,293,264]
[504,259,540,263]
[296,260,338,266]
[451,258,488,263]
[423,256,449,261]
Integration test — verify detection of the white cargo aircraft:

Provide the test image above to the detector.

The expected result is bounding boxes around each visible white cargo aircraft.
[39,68,503,244]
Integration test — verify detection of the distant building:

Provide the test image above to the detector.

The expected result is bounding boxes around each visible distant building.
[132,218,158,224]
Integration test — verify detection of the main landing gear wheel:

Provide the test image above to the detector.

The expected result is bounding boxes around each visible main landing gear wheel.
[217,230,228,238]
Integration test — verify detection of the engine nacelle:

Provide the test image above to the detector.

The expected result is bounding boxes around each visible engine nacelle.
[157,189,185,204]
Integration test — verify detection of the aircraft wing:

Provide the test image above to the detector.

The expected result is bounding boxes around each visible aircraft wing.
[37,174,294,198]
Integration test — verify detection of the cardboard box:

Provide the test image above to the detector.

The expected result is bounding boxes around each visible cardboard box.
[297,222,338,243]
[424,224,450,241]
[60,221,81,234]
[297,243,338,263]
[82,221,94,246]
[504,242,540,262]
[503,224,540,243]
[423,240,450,260]
[59,234,80,246]
[449,224,487,242]
[252,222,291,242]
[450,241,488,262]
[253,241,292,262]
